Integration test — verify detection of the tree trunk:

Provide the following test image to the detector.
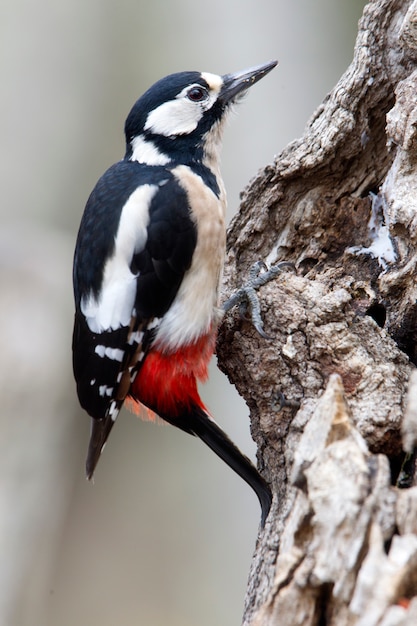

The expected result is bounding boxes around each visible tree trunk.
[217,1,417,624]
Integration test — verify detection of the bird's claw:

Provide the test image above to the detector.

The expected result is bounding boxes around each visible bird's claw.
[271,390,301,412]
[223,261,295,338]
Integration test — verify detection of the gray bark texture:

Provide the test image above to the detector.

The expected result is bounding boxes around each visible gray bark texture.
[217,1,417,624]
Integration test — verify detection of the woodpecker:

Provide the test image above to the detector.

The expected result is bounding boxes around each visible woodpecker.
[73,60,277,526]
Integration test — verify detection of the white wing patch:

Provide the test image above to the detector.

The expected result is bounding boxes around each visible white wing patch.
[94,345,124,362]
[81,184,158,333]
[128,330,144,345]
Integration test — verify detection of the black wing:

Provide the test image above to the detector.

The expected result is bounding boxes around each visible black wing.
[72,160,197,476]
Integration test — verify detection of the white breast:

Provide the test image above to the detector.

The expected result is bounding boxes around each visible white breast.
[154,165,226,351]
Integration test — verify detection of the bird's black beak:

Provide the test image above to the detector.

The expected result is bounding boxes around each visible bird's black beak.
[220,60,278,104]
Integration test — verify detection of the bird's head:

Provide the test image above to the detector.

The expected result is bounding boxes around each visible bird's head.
[124,60,277,168]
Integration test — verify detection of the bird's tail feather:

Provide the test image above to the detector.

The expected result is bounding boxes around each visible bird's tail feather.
[188,406,272,527]
[86,417,116,480]
[85,404,272,527]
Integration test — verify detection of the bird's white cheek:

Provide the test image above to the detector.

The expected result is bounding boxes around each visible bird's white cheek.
[144,99,202,136]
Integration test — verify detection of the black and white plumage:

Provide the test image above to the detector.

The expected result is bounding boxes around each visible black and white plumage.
[73,61,277,525]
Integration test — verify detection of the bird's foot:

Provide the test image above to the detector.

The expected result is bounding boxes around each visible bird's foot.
[271,390,301,412]
[223,261,295,338]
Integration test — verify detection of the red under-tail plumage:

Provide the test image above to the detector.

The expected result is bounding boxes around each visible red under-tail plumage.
[128,331,215,418]
[127,332,272,527]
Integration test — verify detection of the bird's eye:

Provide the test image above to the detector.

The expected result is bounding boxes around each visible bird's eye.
[187,86,208,102]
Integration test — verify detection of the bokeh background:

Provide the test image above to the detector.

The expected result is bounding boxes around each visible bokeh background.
[0,1,366,625]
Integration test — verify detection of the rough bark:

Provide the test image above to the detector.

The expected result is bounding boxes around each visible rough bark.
[217,1,417,624]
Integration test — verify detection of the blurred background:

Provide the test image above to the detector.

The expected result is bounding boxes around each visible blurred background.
[0,1,366,624]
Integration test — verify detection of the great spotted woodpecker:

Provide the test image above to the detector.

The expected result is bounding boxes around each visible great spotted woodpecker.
[73,61,277,526]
